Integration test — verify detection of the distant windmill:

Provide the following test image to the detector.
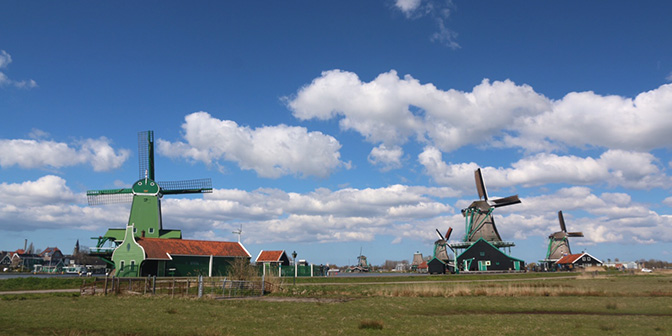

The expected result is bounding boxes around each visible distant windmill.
[87,131,213,254]
[546,211,584,261]
[433,227,454,262]
[461,168,521,243]
[232,224,243,243]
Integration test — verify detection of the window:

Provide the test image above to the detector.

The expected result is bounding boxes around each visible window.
[149,228,155,234]
[120,260,125,270]
[133,227,137,233]
[587,257,591,261]
[479,252,485,257]
[130,260,136,270]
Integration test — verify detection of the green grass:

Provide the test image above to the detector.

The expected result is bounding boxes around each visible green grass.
[0,276,96,291]
[1,273,671,335]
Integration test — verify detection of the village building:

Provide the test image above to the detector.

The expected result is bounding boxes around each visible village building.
[456,238,525,272]
[255,250,290,266]
[112,224,251,277]
[555,252,603,270]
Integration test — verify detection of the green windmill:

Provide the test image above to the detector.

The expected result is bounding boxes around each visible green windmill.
[88,131,212,255]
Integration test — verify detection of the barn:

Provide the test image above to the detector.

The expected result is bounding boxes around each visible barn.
[555,252,602,270]
[112,224,250,277]
[456,238,525,272]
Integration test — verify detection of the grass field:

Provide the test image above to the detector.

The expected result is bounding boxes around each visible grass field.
[1,272,670,335]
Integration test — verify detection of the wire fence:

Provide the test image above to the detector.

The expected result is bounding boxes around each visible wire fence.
[80,275,273,298]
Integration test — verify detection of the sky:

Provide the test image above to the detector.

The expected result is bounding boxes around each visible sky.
[1,1,672,266]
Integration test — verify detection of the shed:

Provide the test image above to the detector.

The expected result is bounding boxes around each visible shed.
[456,238,524,272]
[427,257,447,274]
[255,250,290,266]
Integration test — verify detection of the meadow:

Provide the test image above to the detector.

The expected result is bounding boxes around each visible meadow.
[0,272,670,335]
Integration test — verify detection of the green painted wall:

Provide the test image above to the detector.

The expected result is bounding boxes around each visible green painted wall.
[112,225,146,277]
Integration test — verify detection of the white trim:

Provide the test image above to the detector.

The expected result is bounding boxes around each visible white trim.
[255,250,265,263]
[238,242,251,258]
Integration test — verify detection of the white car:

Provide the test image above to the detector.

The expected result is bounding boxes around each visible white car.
[641,268,653,273]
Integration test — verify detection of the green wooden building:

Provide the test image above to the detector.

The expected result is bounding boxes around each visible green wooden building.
[112,224,250,277]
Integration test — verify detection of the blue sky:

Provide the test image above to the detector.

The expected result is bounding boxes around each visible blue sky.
[2,1,672,266]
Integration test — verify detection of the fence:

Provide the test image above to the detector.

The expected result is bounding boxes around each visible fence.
[260,264,328,278]
[80,275,272,298]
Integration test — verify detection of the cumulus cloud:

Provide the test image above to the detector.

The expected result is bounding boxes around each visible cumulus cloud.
[419,147,670,190]
[0,135,130,171]
[512,85,672,152]
[162,184,458,244]
[0,175,128,232]
[287,70,552,151]
[288,70,672,155]
[368,144,404,171]
[157,112,346,178]
[0,50,37,89]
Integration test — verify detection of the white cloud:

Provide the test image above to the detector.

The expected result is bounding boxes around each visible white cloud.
[162,184,457,244]
[287,70,552,151]
[419,147,670,190]
[663,196,672,206]
[0,50,37,89]
[0,175,128,232]
[368,144,403,171]
[395,0,422,16]
[0,50,11,68]
[0,137,130,171]
[393,0,460,49]
[513,85,672,152]
[157,112,346,178]
[288,70,672,155]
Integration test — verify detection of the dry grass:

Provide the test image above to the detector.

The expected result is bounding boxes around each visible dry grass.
[374,282,607,298]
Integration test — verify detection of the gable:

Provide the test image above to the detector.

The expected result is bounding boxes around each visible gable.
[457,238,524,262]
[255,250,285,263]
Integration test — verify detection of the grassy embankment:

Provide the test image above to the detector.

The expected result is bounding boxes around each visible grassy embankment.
[0,272,670,335]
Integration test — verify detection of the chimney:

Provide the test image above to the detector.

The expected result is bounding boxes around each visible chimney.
[141,230,145,238]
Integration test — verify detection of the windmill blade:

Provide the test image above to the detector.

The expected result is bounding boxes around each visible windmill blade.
[558,211,567,232]
[490,195,521,208]
[160,178,213,194]
[435,229,445,241]
[138,131,155,181]
[474,168,488,201]
[87,188,133,205]
[567,232,584,237]
[444,227,453,240]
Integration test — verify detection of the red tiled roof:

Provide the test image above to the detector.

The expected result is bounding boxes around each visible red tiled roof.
[39,247,60,256]
[255,250,285,262]
[418,261,428,269]
[555,253,583,264]
[137,238,250,260]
